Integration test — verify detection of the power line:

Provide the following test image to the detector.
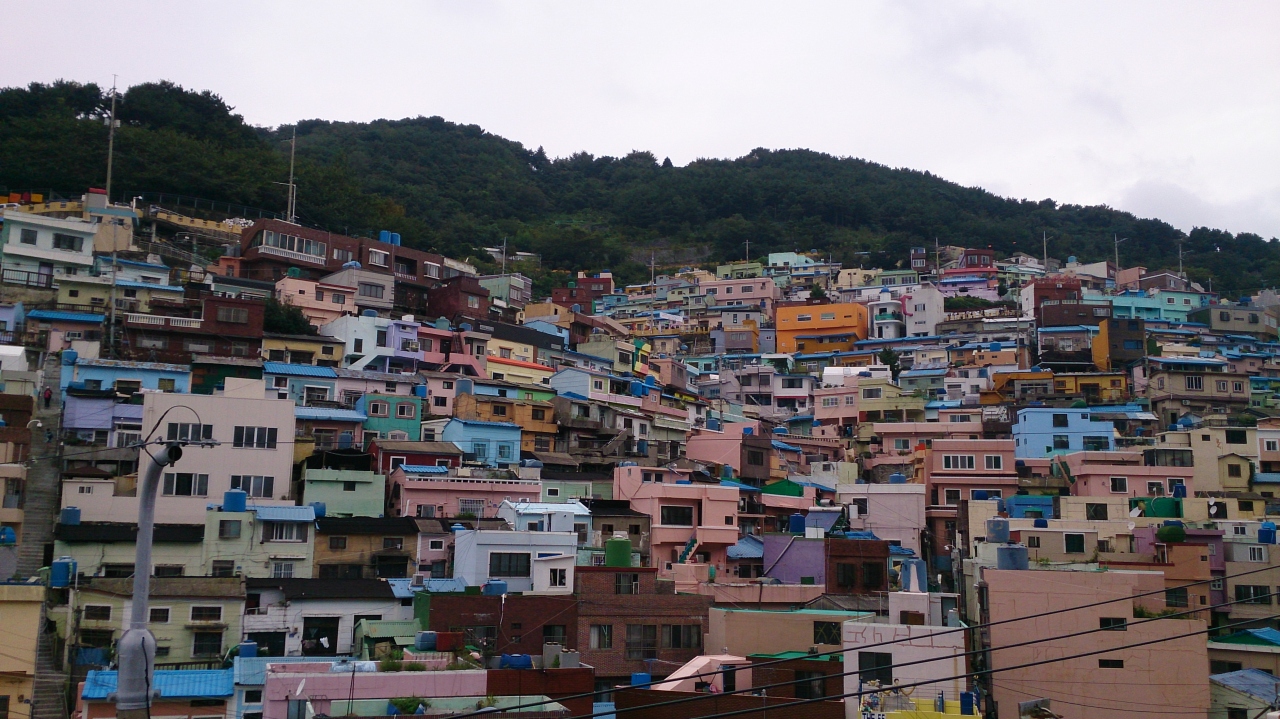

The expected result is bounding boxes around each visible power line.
[445,562,1280,719]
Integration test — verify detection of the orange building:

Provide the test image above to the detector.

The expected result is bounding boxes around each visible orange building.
[775,302,869,354]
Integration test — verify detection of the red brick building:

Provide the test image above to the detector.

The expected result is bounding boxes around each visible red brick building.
[236,220,451,286]
[426,276,492,322]
[551,272,614,314]
[426,593,580,658]
[824,537,892,595]
[119,293,264,364]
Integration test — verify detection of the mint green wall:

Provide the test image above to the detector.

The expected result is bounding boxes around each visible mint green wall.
[303,469,386,517]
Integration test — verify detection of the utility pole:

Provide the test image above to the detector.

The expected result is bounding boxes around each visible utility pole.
[1042,231,1048,271]
[286,126,297,223]
[1178,239,1185,276]
[500,236,508,275]
[650,250,656,289]
[1114,235,1129,279]
[104,76,120,201]
[108,252,117,357]
[743,238,750,264]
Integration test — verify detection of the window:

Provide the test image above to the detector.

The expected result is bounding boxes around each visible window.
[329,536,348,550]
[1064,534,1086,553]
[489,552,531,577]
[52,233,84,251]
[231,475,275,498]
[794,670,826,700]
[219,520,241,539]
[548,568,567,587]
[814,621,841,645]
[1249,546,1266,562]
[1110,477,1128,493]
[835,563,857,588]
[193,631,223,657]
[1052,413,1069,427]
[858,652,893,683]
[1052,435,1070,450]
[1236,585,1272,604]
[1098,659,1124,669]
[625,624,658,659]
[149,607,171,624]
[1225,429,1247,445]
[216,306,250,324]
[1027,535,1041,548]
[368,249,389,266]
[746,450,765,466]
[272,562,294,578]
[167,423,212,441]
[19,228,37,244]
[590,624,613,649]
[211,561,235,577]
[396,403,415,418]
[660,506,694,526]
[1083,435,1111,451]
[244,690,263,705]
[862,561,885,588]
[234,426,278,449]
[984,455,1002,470]
[942,455,975,470]
[1086,504,1108,521]
[1185,375,1203,391]
[862,387,882,399]
[1147,480,1165,496]
[492,404,508,417]
[270,523,305,542]
[467,295,481,309]
[1267,440,1279,452]
[1099,617,1126,631]
[358,282,385,299]
[162,473,208,497]
[615,573,640,594]
[381,536,404,551]
[84,605,112,621]
[1165,588,1189,608]
[944,489,961,505]
[191,606,223,622]
[157,378,176,392]
[662,625,701,649]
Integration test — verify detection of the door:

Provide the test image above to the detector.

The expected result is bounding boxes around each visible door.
[301,616,341,655]
[38,262,53,286]
[246,631,286,657]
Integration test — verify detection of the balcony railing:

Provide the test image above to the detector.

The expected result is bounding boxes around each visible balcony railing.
[874,312,904,322]
[125,313,202,329]
[257,244,327,265]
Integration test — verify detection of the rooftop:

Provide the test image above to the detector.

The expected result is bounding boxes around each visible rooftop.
[83,669,234,700]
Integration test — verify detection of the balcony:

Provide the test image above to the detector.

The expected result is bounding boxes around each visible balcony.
[874,312,904,322]
[125,313,202,330]
[697,525,742,546]
[257,244,327,265]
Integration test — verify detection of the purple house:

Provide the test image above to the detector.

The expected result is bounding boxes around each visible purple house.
[762,534,827,585]
[388,317,422,371]
[0,301,24,344]
[1134,525,1226,605]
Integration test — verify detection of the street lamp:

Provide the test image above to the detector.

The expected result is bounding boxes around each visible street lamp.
[1114,235,1130,275]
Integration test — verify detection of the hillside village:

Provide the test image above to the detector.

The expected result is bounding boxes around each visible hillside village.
[2,189,1280,718]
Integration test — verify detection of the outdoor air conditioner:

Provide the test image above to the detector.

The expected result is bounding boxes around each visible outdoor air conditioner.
[1181,400,1191,406]
[410,573,426,587]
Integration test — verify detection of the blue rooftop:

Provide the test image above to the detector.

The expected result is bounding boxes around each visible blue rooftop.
[106,257,169,270]
[294,407,367,422]
[449,419,522,429]
[234,656,327,686]
[26,309,104,323]
[727,534,764,560]
[263,362,338,378]
[83,669,233,699]
[385,577,468,598]
[113,280,184,292]
[1211,668,1280,703]
[399,464,450,475]
[720,479,761,492]
[771,440,803,452]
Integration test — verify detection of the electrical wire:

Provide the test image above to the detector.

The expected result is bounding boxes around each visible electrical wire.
[442,560,1280,719]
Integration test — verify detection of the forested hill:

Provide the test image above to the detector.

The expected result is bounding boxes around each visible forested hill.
[2,79,1277,295]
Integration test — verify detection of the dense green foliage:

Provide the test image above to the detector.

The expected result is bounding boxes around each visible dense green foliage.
[262,298,318,336]
[3,79,1278,296]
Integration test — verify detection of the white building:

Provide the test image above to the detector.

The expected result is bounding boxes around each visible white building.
[836,482,926,556]
[0,210,97,284]
[452,529,576,594]
[240,578,413,656]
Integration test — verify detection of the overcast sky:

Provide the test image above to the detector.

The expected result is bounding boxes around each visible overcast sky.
[6,1,1279,238]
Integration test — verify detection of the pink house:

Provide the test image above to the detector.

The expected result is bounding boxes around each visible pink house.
[275,276,357,328]
[388,466,542,519]
[985,568,1209,718]
[418,323,489,376]
[614,465,740,577]
[1053,450,1193,498]
[684,420,762,471]
[872,419,983,455]
[419,371,460,417]
[263,663,489,719]
[921,439,1018,570]
[698,277,782,317]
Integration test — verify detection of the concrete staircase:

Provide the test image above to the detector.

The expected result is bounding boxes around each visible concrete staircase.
[15,353,63,578]
[30,625,69,719]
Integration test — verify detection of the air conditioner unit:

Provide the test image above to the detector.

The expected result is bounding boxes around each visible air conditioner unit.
[1181,400,1191,406]
[410,573,426,587]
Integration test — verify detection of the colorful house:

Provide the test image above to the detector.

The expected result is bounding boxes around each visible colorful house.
[440,418,523,466]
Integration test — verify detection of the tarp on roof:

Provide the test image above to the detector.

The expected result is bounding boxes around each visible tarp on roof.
[727,534,764,560]
[771,440,803,452]
[805,509,843,532]
[83,669,234,699]
[399,465,449,474]
[249,505,315,522]
[720,479,761,492]
[760,479,804,497]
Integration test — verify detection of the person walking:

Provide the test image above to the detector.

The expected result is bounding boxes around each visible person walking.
[42,385,52,409]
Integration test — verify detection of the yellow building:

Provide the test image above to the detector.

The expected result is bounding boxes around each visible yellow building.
[486,356,555,385]
[1052,372,1129,402]
[57,276,186,313]
[261,332,346,367]
[0,583,42,719]
[486,336,539,364]
[775,303,869,354]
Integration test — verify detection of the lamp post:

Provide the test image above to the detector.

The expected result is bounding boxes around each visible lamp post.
[1114,235,1129,276]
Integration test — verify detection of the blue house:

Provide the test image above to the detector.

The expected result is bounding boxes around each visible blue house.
[1013,407,1115,458]
[440,418,522,466]
[61,357,192,395]
[262,361,338,404]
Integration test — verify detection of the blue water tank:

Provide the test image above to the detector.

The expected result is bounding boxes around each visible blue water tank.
[996,545,1029,570]
[0,527,15,545]
[742,427,753,436]
[390,233,401,246]
[414,385,428,398]
[50,557,76,588]
[1033,518,1049,528]
[788,513,806,534]
[60,507,81,526]
[61,349,78,366]
[986,518,1010,543]
[483,580,508,596]
[631,672,651,688]
[888,473,907,484]
[499,653,534,669]
[636,439,648,455]
[362,309,377,317]
[1260,528,1277,545]
[960,691,976,715]
[451,523,466,533]
[379,230,391,243]
[772,427,787,434]
[310,502,326,518]
[239,641,258,658]
[1067,255,1077,264]
[1172,484,1187,498]
[644,375,656,386]
[414,631,438,651]
[989,342,1000,352]
[972,490,989,501]
[223,490,247,513]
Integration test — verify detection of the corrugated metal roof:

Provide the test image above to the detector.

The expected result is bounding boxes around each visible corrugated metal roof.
[727,534,763,560]
[385,577,468,598]
[399,464,450,474]
[1210,668,1280,702]
[207,503,316,521]
[504,500,590,515]
[448,419,522,429]
[108,257,170,270]
[294,407,367,422]
[234,656,326,686]
[720,480,761,492]
[26,309,104,323]
[77,358,191,373]
[82,669,234,699]
[263,362,338,378]
[113,280,184,291]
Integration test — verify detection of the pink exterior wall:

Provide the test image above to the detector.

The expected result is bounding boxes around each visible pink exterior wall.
[614,465,740,577]
[684,421,761,471]
[276,277,356,327]
[872,421,983,453]
[1058,451,1194,497]
[263,666,489,719]
[420,374,459,417]
[389,471,543,518]
[985,569,1209,719]
[922,439,1019,504]
[841,622,966,707]
[814,385,859,425]
[698,277,782,316]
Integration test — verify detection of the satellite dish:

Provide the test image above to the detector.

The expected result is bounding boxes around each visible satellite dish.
[1210,504,1223,517]
[1127,522,1136,532]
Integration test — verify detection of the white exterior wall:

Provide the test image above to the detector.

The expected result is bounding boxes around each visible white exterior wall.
[842,621,966,717]
[836,483,926,555]
[452,529,577,592]
[530,555,575,595]
[240,588,413,656]
[0,211,96,275]
[318,315,395,371]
